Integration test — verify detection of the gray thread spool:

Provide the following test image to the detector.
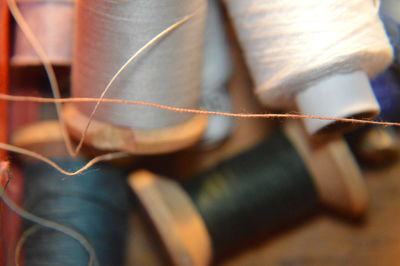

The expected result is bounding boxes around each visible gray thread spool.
[12,0,75,66]
[64,0,208,154]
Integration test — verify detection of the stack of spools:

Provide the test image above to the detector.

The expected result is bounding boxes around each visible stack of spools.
[5,0,131,265]
[3,0,400,265]
[129,0,396,265]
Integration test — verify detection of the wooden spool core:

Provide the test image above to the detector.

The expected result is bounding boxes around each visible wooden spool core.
[63,104,208,155]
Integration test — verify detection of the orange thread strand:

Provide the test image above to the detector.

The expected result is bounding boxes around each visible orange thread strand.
[0,93,398,127]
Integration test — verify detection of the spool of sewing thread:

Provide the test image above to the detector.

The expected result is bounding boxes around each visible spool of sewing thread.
[11,120,130,266]
[346,126,400,167]
[200,0,234,148]
[21,157,130,266]
[64,0,208,154]
[129,120,368,265]
[11,0,75,66]
[222,0,392,134]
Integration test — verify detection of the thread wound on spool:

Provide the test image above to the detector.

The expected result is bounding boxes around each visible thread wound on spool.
[12,0,75,66]
[181,132,319,256]
[22,157,130,266]
[72,0,206,130]
[224,0,392,133]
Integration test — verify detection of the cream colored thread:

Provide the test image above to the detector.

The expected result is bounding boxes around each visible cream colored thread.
[224,0,393,108]
[15,225,40,266]
[0,142,129,175]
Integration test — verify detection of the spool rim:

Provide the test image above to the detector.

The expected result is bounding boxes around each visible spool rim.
[129,170,213,266]
[284,119,368,217]
[63,104,208,155]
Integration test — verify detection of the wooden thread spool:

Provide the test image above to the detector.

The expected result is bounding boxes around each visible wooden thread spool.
[11,120,130,266]
[347,126,400,167]
[129,120,368,266]
[64,0,208,155]
[11,0,75,66]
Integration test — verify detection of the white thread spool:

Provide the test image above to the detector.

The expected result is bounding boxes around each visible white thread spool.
[223,0,393,134]
[12,0,75,66]
[64,0,208,154]
[201,0,234,148]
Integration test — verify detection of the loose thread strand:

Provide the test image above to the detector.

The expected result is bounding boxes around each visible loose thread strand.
[14,225,40,266]
[0,143,129,176]
[7,0,75,157]
[0,94,399,127]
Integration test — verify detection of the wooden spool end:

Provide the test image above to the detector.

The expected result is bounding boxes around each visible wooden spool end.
[353,127,400,166]
[284,119,368,217]
[11,120,68,159]
[129,170,212,266]
[63,104,208,155]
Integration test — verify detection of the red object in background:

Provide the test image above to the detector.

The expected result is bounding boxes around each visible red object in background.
[1,166,24,266]
[1,0,9,161]
[0,0,10,264]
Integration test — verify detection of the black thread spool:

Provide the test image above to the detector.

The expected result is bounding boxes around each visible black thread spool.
[21,157,130,266]
[130,120,368,266]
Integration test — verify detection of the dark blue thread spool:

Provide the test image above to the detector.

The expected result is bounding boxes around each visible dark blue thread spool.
[22,157,130,266]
